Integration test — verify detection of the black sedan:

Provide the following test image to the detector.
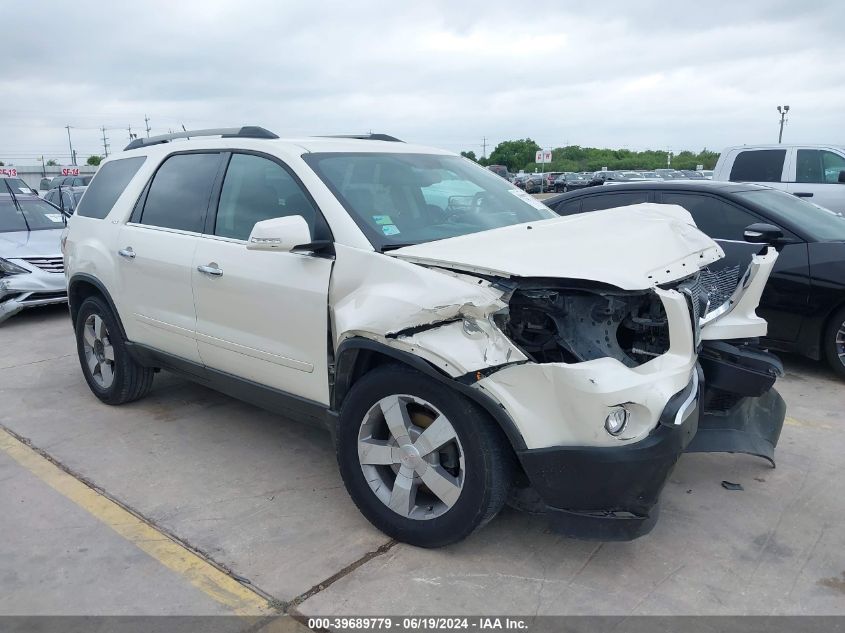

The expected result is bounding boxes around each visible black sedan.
[553,172,596,193]
[546,180,845,378]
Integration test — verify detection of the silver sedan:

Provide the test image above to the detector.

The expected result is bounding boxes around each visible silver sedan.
[0,194,69,323]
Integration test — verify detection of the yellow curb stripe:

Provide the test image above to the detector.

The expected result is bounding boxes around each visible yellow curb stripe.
[0,427,270,616]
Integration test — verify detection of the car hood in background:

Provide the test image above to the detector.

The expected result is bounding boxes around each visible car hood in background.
[389,203,724,290]
[0,230,64,259]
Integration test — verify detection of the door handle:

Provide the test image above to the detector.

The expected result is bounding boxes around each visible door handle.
[197,264,223,277]
[118,247,135,259]
[793,192,814,198]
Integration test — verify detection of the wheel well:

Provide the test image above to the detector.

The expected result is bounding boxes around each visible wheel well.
[67,277,126,338]
[822,299,845,353]
[333,339,528,457]
[68,280,103,325]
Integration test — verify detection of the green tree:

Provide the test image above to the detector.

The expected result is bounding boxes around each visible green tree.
[460,150,477,162]
[487,139,541,172]
[86,155,103,166]
[0,160,4,166]
[46,159,58,166]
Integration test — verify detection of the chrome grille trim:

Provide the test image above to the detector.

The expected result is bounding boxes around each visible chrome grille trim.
[21,257,64,273]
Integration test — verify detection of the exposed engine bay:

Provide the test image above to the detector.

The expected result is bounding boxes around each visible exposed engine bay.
[496,282,671,367]
[495,264,744,368]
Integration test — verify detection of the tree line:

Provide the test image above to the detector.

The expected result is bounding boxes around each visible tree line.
[461,139,719,173]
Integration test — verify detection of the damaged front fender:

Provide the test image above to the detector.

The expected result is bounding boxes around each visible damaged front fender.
[329,244,526,377]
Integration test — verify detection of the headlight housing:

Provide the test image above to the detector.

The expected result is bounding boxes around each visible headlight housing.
[0,258,29,276]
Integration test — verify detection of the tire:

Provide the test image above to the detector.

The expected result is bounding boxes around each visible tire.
[75,296,155,405]
[336,365,514,548]
[823,305,845,379]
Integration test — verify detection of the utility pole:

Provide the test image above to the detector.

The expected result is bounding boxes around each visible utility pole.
[777,105,790,143]
[482,136,487,159]
[65,125,76,166]
[101,127,110,157]
[144,114,151,138]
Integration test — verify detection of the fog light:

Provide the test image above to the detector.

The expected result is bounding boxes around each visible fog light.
[605,407,629,436]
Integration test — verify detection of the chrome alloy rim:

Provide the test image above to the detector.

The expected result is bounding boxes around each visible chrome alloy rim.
[357,394,465,520]
[82,314,115,389]
[837,320,845,367]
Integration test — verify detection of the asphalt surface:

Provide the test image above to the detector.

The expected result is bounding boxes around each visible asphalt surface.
[1,304,844,616]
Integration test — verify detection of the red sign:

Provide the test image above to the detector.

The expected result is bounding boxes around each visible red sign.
[61,168,80,176]
[0,167,18,177]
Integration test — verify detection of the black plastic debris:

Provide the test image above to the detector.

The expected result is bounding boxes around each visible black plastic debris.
[721,480,744,491]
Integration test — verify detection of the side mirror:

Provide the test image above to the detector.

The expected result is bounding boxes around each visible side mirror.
[743,222,784,245]
[838,170,845,183]
[246,215,312,252]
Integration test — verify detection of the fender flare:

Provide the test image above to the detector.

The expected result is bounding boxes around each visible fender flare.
[333,337,527,451]
[67,273,127,339]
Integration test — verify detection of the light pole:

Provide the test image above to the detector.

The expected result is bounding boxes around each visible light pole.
[777,105,790,143]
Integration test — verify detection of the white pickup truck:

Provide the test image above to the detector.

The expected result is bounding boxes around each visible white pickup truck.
[713,144,845,214]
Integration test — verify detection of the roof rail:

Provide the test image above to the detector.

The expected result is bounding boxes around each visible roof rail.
[124,126,279,151]
[319,133,404,143]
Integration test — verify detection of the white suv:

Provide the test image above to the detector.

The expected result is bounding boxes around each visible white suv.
[63,127,786,547]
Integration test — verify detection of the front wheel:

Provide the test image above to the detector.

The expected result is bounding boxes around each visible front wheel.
[336,365,513,548]
[75,296,155,404]
[824,306,845,379]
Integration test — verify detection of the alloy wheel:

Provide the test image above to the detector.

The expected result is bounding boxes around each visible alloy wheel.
[82,314,116,389]
[357,394,465,520]
[837,320,845,367]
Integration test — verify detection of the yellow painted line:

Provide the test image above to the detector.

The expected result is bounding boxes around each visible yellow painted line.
[0,427,271,616]
[784,416,833,430]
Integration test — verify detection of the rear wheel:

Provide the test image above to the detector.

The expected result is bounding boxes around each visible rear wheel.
[75,296,154,404]
[337,365,513,548]
[824,306,845,379]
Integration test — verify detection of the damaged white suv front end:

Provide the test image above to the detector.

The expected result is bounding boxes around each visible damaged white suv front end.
[327,194,784,541]
[65,136,784,547]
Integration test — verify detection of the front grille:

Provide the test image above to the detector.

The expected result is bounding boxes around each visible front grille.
[699,265,740,309]
[21,257,64,273]
[702,388,743,414]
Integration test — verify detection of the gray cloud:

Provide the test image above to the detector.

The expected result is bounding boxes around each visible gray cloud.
[2,0,843,163]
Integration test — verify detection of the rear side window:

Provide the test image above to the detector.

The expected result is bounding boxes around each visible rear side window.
[139,153,221,232]
[729,150,785,183]
[580,191,650,212]
[661,192,760,241]
[76,156,146,219]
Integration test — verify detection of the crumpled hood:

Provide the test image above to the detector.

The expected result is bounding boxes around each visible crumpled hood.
[0,230,63,259]
[388,203,724,289]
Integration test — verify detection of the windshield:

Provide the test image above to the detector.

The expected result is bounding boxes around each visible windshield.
[2,178,33,194]
[0,198,67,232]
[733,189,845,241]
[303,152,556,249]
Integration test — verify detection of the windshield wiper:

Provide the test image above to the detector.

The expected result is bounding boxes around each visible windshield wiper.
[3,179,31,232]
[380,243,419,252]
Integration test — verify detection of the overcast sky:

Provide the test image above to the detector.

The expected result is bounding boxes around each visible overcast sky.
[2,0,844,164]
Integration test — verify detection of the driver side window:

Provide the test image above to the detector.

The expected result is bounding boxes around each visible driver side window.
[214,153,319,241]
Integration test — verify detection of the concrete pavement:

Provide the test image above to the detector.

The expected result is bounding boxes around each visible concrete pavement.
[1,305,843,617]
